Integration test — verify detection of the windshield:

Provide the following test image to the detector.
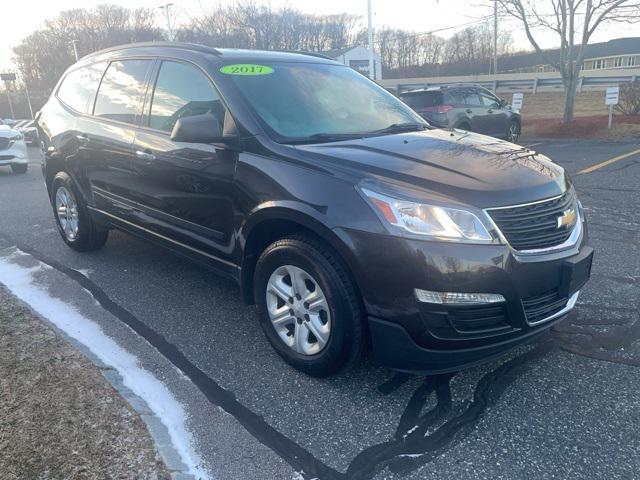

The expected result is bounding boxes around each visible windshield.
[223,62,426,142]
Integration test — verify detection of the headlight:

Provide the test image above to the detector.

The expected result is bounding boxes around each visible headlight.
[361,188,493,243]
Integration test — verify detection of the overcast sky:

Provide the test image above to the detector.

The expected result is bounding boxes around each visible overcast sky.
[0,0,630,72]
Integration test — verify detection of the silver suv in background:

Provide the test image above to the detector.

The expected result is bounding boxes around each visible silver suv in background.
[0,124,28,174]
[400,85,521,143]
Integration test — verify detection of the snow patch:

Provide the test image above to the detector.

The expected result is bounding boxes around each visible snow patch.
[0,253,210,480]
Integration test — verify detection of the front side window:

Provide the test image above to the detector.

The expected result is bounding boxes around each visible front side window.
[57,62,107,113]
[479,92,500,108]
[223,63,424,142]
[94,60,152,125]
[149,61,224,133]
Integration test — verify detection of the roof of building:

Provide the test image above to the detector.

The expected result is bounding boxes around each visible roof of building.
[499,37,640,72]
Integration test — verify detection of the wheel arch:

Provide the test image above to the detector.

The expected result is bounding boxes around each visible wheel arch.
[239,203,363,306]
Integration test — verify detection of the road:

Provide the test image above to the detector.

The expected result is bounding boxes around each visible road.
[1,141,639,480]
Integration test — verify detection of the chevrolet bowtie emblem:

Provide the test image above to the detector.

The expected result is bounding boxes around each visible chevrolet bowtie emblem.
[557,208,577,229]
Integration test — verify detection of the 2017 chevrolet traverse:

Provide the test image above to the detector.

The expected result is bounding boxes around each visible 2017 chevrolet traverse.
[36,43,593,376]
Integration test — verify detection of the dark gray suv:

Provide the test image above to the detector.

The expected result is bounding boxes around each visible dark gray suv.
[400,86,521,142]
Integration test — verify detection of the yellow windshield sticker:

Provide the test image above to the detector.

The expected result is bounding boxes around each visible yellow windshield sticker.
[220,64,274,75]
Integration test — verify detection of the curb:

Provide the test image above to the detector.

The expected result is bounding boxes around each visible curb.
[36,315,197,480]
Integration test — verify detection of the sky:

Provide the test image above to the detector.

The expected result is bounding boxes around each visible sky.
[0,0,631,72]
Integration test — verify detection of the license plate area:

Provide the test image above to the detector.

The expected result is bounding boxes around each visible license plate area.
[560,247,594,297]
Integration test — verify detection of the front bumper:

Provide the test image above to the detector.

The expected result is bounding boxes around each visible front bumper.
[0,140,28,165]
[335,219,592,373]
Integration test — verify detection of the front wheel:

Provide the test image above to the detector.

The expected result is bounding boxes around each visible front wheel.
[254,234,366,377]
[507,120,521,143]
[51,172,109,252]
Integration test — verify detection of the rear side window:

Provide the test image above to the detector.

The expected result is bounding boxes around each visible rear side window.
[444,90,466,105]
[401,92,443,109]
[148,61,224,133]
[94,60,153,125]
[57,63,107,113]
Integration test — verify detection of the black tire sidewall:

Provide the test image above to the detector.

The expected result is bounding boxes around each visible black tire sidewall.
[254,238,358,376]
[51,172,100,250]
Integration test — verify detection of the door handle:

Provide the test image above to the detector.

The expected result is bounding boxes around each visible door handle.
[135,150,156,162]
[465,109,472,114]
[76,134,89,145]
[488,109,494,113]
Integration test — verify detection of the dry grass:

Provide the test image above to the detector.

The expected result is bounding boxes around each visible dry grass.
[0,286,170,480]
[515,91,640,139]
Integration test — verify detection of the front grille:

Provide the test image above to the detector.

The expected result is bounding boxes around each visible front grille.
[522,289,568,324]
[0,138,11,150]
[487,191,577,251]
[449,304,510,333]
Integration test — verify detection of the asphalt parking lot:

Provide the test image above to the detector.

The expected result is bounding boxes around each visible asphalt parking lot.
[1,141,639,480]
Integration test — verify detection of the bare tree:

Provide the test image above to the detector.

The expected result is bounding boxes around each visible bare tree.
[497,0,640,123]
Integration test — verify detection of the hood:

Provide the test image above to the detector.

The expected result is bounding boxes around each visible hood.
[0,125,20,138]
[294,129,567,208]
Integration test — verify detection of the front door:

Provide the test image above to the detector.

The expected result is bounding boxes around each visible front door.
[131,60,238,267]
[477,90,509,137]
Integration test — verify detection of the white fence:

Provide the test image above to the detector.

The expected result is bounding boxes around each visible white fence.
[379,68,640,94]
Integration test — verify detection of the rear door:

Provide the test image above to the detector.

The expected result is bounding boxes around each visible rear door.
[130,59,237,266]
[76,59,154,222]
[459,88,485,132]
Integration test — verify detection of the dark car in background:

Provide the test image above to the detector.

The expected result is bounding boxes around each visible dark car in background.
[36,43,591,377]
[400,85,521,143]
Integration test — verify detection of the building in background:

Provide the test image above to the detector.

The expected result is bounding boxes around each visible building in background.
[322,45,383,80]
[500,37,639,74]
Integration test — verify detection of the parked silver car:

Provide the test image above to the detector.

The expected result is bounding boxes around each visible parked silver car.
[400,85,521,143]
[0,125,28,174]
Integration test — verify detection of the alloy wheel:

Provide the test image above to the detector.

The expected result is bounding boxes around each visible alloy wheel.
[266,265,331,356]
[55,186,80,241]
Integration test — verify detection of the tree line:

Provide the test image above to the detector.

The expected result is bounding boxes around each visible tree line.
[9,2,513,93]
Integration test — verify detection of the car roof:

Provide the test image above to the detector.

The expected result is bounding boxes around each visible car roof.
[80,42,339,65]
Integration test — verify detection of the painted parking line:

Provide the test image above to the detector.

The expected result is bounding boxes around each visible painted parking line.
[578,148,640,174]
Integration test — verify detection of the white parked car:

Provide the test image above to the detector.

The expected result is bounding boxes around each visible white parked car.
[0,125,28,174]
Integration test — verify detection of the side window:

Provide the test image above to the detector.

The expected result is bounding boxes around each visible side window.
[462,90,482,106]
[444,90,465,106]
[94,60,152,125]
[149,61,224,133]
[479,92,500,108]
[57,62,107,113]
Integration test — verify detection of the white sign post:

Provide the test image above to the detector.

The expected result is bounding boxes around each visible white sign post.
[605,86,620,129]
[511,92,524,113]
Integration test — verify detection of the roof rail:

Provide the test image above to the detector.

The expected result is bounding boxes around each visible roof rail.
[83,42,222,59]
[276,50,334,60]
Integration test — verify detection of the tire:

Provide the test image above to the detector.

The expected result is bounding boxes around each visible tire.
[507,119,521,143]
[254,234,365,377]
[51,171,108,252]
[11,163,28,174]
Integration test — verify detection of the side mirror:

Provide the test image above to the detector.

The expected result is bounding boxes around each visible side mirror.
[170,113,225,143]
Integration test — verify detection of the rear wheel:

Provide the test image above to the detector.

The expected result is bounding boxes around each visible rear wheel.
[254,234,365,377]
[51,172,108,252]
[11,163,27,174]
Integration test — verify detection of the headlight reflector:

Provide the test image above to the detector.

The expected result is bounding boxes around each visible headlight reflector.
[362,188,492,242]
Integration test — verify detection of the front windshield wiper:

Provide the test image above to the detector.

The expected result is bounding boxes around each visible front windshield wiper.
[369,122,429,135]
[284,132,366,145]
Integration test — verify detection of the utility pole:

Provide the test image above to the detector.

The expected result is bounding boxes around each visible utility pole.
[24,80,34,119]
[159,3,175,41]
[1,73,16,119]
[367,0,375,80]
[71,39,80,62]
[493,0,498,75]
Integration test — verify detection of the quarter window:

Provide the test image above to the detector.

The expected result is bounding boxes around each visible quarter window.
[57,63,107,113]
[149,61,224,133]
[94,60,152,125]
